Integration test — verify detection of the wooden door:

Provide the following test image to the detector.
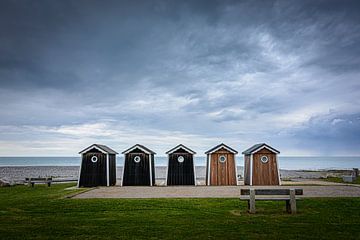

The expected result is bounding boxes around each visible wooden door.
[123,152,150,186]
[210,150,237,185]
[79,152,107,187]
[167,152,195,185]
[252,149,279,185]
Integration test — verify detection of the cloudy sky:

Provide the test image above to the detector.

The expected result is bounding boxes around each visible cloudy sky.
[0,0,359,156]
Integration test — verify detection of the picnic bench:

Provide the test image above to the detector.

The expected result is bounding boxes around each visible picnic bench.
[240,188,303,214]
[25,177,53,187]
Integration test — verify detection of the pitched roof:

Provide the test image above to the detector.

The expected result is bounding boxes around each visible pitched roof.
[79,144,118,154]
[205,143,238,154]
[165,144,196,155]
[242,143,280,155]
[121,144,156,154]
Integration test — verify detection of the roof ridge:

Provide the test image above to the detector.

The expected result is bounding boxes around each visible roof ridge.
[242,143,280,154]
[205,143,238,154]
[121,144,156,154]
[165,144,196,154]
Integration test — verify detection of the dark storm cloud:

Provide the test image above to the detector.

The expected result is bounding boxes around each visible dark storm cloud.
[291,113,360,155]
[0,0,360,155]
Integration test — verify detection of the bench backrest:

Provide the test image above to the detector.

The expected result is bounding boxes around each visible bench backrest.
[25,177,53,181]
[241,189,303,195]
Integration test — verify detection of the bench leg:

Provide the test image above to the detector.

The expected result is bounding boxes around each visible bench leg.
[249,189,256,214]
[31,182,34,187]
[286,200,291,213]
[289,189,297,214]
[47,182,51,187]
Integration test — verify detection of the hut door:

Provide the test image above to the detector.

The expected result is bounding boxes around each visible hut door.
[80,152,107,187]
[211,152,236,185]
[123,153,150,186]
[167,153,195,185]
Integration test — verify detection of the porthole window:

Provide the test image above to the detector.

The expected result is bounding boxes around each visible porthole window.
[134,156,141,163]
[219,155,227,163]
[260,155,269,163]
[91,156,98,163]
[177,156,184,163]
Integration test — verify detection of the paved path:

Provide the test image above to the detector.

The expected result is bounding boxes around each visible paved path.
[73,184,360,199]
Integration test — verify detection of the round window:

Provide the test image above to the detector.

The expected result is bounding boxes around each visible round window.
[134,156,141,163]
[177,156,184,163]
[219,155,227,163]
[91,156,98,163]
[260,155,269,163]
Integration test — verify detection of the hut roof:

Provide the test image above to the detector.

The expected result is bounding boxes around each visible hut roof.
[122,144,156,155]
[166,144,196,155]
[79,144,118,154]
[205,143,238,154]
[242,143,280,155]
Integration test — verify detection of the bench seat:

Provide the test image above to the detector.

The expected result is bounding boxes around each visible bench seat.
[240,196,301,201]
[25,177,52,187]
[240,188,303,214]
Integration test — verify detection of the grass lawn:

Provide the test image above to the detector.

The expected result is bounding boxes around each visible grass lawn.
[322,176,360,184]
[1,184,360,239]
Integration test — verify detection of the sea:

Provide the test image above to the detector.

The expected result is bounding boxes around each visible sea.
[0,156,359,170]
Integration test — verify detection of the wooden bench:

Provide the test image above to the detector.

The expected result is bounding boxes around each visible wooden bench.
[240,188,303,214]
[25,177,53,187]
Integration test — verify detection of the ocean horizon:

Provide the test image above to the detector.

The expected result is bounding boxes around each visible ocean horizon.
[0,156,359,171]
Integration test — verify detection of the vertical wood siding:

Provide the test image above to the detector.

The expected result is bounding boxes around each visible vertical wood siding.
[244,155,251,185]
[123,149,155,186]
[109,154,116,186]
[252,149,279,185]
[205,155,209,185]
[167,149,195,185]
[79,150,107,187]
[208,148,237,185]
[151,154,155,186]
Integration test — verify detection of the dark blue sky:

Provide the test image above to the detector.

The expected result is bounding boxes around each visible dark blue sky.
[0,0,359,156]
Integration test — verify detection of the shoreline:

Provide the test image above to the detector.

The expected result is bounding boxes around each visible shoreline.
[0,166,353,183]
[0,165,356,171]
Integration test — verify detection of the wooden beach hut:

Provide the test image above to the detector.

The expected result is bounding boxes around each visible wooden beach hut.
[122,144,156,186]
[242,143,280,186]
[205,143,238,186]
[166,144,196,186]
[78,144,118,187]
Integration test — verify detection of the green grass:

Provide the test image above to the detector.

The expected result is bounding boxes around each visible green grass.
[322,177,360,184]
[1,184,360,239]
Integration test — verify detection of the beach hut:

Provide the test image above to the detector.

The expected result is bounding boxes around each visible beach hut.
[122,144,156,186]
[78,144,118,187]
[242,143,280,186]
[166,144,196,186]
[205,143,238,186]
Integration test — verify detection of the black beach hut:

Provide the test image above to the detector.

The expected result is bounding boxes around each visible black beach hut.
[78,144,118,187]
[122,144,156,186]
[166,144,196,186]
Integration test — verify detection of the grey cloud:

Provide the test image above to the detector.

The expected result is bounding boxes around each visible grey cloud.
[0,0,360,155]
[290,113,360,155]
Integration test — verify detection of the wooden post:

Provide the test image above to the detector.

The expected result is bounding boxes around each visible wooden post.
[289,189,296,214]
[286,200,291,213]
[249,189,256,214]
[27,178,32,187]
[353,168,359,178]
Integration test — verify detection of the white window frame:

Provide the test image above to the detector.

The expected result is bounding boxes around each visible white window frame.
[260,155,269,164]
